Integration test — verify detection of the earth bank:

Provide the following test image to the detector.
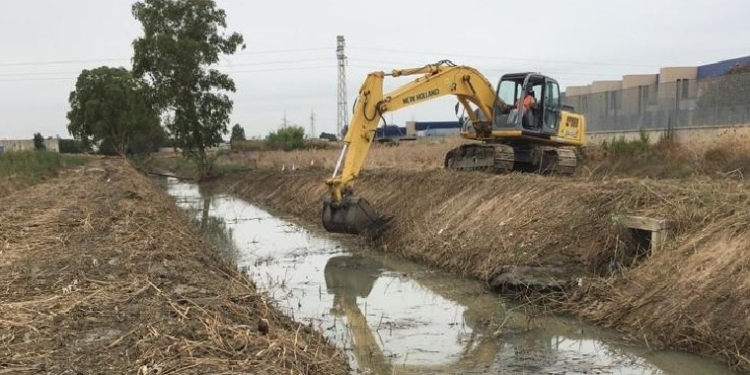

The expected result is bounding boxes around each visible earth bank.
[0,159,349,374]
[213,167,750,373]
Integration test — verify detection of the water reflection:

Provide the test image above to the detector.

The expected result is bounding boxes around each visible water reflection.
[162,177,735,375]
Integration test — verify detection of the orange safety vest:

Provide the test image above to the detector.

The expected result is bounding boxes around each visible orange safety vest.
[515,94,534,110]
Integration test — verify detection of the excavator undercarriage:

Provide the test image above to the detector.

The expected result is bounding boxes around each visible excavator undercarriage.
[443,143,580,175]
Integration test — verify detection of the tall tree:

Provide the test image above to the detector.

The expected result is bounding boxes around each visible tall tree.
[66,66,160,157]
[230,123,245,142]
[33,133,46,151]
[131,0,245,179]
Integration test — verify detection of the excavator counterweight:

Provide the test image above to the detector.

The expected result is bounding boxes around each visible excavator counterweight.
[321,60,586,236]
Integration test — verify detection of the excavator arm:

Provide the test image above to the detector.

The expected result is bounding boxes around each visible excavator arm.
[322,60,509,236]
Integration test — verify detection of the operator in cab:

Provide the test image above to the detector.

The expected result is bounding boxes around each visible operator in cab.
[515,83,537,111]
[515,83,538,128]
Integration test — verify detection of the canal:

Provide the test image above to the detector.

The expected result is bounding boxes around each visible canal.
[162,177,735,375]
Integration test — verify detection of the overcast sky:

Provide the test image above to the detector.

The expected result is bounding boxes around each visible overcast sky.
[1,0,749,140]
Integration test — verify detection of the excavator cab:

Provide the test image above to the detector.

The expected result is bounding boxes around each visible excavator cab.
[493,72,562,135]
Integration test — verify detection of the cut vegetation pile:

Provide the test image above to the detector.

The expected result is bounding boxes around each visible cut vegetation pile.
[0,158,348,374]
[217,167,750,372]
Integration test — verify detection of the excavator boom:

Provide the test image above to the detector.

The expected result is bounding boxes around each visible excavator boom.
[322,61,505,236]
[321,60,586,236]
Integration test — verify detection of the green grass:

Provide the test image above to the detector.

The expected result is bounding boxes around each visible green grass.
[0,150,88,178]
[0,150,90,196]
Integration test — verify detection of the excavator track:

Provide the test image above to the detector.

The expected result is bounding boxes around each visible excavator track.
[543,146,579,176]
[444,143,580,176]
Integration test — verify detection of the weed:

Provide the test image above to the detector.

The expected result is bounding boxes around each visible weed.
[0,150,90,197]
[600,129,651,157]
[0,150,87,179]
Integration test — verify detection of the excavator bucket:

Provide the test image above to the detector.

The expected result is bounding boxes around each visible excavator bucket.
[322,194,391,237]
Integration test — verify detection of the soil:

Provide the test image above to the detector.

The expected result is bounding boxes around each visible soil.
[0,158,349,374]
[203,166,750,373]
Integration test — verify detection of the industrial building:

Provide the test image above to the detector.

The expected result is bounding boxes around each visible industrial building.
[374,121,463,141]
[0,138,59,153]
[408,121,462,137]
[562,54,750,133]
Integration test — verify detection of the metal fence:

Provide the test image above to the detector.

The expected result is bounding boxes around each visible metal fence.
[563,70,750,132]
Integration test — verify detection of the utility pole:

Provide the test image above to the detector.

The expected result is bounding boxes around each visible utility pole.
[336,35,348,139]
[281,112,288,128]
[309,109,316,139]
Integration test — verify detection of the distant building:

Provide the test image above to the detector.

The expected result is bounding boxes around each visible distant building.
[0,138,59,153]
[561,54,750,132]
[697,55,750,79]
[375,125,407,139]
[405,121,462,137]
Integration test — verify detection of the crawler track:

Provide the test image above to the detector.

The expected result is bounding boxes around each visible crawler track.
[444,143,580,176]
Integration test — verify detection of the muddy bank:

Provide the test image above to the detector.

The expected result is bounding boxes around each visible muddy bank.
[0,159,348,374]
[216,168,750,372]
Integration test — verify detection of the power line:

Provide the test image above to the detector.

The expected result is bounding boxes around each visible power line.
[344,63,627,81]
[0,44,660,76]
[0,45,652,84]
[0,65,338,83]
[0,58,335,77]
[0,47,331,68]
[347,46,661,68]
[0,43,713,73]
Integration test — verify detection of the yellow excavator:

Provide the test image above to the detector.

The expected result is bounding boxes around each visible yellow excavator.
[322,60,586,236]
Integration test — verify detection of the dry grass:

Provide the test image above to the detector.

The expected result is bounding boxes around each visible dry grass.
[218,169,744,277]
[581,137,750,180]
[208,134,750,182]
[207,166,750,372]
[220,136,465,171]
[0,159,348,374]
[565,218,750,373]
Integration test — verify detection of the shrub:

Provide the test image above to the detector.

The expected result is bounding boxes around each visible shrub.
[265,126,306,151]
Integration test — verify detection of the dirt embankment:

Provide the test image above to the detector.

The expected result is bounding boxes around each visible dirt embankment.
[0,159,348,374]
[217,168,750,373]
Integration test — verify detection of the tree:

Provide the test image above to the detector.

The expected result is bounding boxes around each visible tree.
[33,133,46,150]
[66,66,161,157]
[131,0,245,179]
[319,132,337,141]
[266,125,305,151]
[58,139,90,154]
[230,123,246,142]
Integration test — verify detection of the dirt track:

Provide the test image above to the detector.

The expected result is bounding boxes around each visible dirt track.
[0,159,349,374]
[213,167,750,373]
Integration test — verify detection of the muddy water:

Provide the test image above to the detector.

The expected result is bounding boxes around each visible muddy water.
[162,178,735,375]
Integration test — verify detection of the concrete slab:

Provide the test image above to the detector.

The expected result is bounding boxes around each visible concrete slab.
[619,215,674,255]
